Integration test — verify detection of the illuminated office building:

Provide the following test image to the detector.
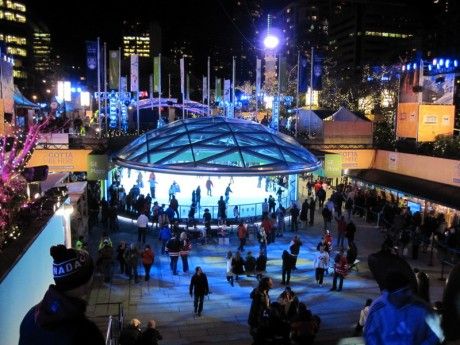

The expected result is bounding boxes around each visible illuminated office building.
[31,21,51,74]
[328,0,421,70]
[0,0,29,84]
[122,21,161,59]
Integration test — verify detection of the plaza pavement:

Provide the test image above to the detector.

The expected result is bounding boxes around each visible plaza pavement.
[86,208,447,345]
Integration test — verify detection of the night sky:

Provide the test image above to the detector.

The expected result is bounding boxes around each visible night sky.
[24,0,291,68]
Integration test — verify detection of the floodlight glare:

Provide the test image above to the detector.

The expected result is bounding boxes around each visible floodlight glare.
[263,34,279,49]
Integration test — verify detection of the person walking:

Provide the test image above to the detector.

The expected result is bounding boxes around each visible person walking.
[180,232,192,273]
[335,215,347,249]
[345,219,357,246]
[137,212,149,244]
[189,266,209,317]
[226,251,234,287]
[124,243,140,283]
[316,187,326,208]
[158,224,171,255]
[248,276,273,344]
[308,196,316,226]
[289,235,302,270]
[141,244,154,281]
[281,249,295,285]
[276,205,286,237]
[330,248,348,291]
[313,245,330,287]
[18,245,104,345]
[290,203,300,232]
[237,222,248,252]
[300,199,309,228]
[116,241,127,274]
[98,239,114,283]
[166,234,180,275]
[232,251,245,281]
[353,298,372,336]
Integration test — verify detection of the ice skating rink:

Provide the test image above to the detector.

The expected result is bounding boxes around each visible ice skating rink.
[118,169,290,219]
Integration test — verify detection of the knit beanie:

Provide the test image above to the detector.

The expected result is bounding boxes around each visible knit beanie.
[50,244,94,291]
[384,270,410,292]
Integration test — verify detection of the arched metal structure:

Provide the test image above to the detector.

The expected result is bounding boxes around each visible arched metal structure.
[114,117,321,176]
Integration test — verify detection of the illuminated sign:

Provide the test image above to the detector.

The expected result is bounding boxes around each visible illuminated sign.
[27,150,92,172]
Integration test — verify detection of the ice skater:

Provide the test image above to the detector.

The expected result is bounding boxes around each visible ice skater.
[224,183,232,204]
[206,177,213,196]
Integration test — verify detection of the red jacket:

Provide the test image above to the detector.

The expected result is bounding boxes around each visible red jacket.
[334,255,348,276]
[141,248,154,265]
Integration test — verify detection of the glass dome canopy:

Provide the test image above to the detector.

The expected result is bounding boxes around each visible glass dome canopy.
[114,117,321,176]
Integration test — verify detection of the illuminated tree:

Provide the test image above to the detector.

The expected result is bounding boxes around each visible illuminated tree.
[0,117,50,246]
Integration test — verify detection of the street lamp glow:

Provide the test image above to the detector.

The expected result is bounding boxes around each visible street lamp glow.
[263,34,279,49]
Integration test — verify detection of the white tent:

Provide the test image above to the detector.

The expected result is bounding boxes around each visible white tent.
[327,106,368,122]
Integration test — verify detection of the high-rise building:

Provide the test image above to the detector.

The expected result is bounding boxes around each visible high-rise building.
[31,21,50,74]
[328,0,421,70]
[0,0,30,85]
[122,21,162,59]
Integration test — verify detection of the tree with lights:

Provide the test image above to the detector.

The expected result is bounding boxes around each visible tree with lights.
[0,116,50,247]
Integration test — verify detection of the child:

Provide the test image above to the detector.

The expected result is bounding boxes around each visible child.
[226,251,234,286]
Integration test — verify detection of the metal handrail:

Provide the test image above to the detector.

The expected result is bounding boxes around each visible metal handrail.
[105,315,113,345]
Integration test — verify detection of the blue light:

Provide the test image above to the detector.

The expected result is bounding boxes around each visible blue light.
[406,63,411,71]
[455,60,458,67]
[70,87,76,92]
[439,58,444,66]
[412,63,417,70]
[433,58,437,65]
[446,59,450,68]
[428,64,432,71]
[77,87,82,93]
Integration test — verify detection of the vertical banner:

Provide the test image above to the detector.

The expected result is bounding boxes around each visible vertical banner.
[130,55,139,92]
[0,57,14,114]
[120,76,127,93]
[108,93,118,128]
[153,55,161,93]
[256,58,261,99]
[224,79,231,103]
[278,56,287,93]
[215,78,222,103]
[108,50,120,90]
[202,76,207,104]
[312,51,323,90]
[298,54,308,93]
[149,75,153,99]
[86,41,98,90]
[180,57,185,96]
[324,154,343,178]
[186,73,190,100]
[271,96,280,131]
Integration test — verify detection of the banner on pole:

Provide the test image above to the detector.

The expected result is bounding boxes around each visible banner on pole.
[224,79,231,103]
[311,52,323,91]
[203,76,207,103]
[278,56,287,93]
[153,55,161,93]
[215,78,222,103]
[86,41,98,89]
[298,54,308,93]
[120,76,128,93]
[180,58,185,96]
[130,55,139,92]
[108,50,120,90]
[256,58,261,99]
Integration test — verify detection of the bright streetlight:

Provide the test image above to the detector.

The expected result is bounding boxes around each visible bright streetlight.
[263,34,279,49]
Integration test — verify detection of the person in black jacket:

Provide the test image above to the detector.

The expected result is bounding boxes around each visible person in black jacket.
[19,245,104,345]
[119,318,142,345]
[138,319,162,345]
[281,249,295,285]
[189,266,209,317]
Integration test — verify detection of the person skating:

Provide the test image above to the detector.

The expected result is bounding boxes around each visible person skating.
[189,266,209,317]
[224,183,232,204]
[19,245,104,345]
[205,177,213,196]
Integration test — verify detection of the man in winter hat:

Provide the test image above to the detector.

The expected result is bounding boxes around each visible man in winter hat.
[19,244,104,345]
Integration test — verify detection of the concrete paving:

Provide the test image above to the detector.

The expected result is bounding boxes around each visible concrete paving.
[86,208,447,345]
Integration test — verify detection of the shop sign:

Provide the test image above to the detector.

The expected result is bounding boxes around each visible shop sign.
[27,149,92,172]
[324,154,342,178]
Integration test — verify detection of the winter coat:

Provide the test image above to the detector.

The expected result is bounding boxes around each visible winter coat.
[141,248,154,265]
[248,287,270,328]
[138,328,163,345]
[166,237,181,256]
[232,257,245,275]
[282,250,295,270]
[119,325,142,345]
[19,285,104,345]
[189,273,209,296]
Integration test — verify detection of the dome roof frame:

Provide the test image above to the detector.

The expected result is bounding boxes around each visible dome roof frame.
[114,117,321,176]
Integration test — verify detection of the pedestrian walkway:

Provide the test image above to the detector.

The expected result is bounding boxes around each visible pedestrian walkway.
[86,209,446,345]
